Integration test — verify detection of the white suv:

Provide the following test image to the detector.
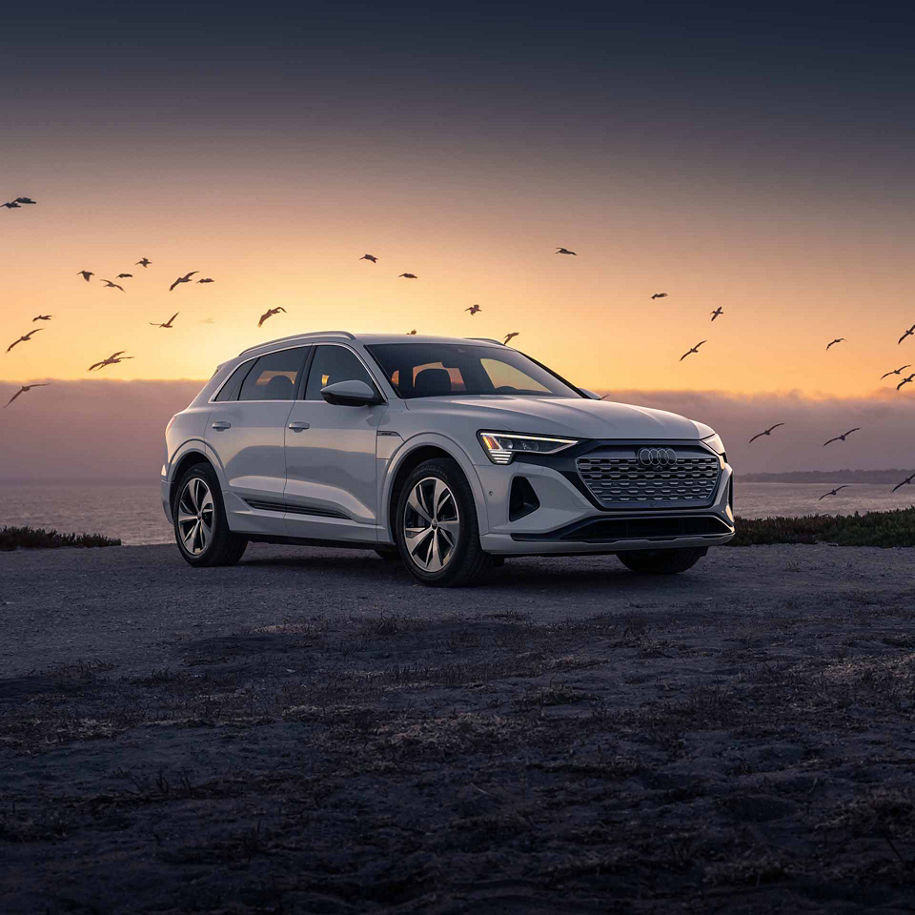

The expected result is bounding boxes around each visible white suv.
[162,332,734,586]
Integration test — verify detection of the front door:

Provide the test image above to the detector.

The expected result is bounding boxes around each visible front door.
[283,344,386,543]
[207,346,310,534]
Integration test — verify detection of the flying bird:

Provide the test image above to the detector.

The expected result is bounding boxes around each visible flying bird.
[398,273,418,279]
[897,373,915,391]
[503,332,519,345]
[136,257,151,267]
[881,364,911,379]
[77,270,94,282]
[465,304,481,315]
[748,423,785,444]
[6,329,43,352]
[14,197,36,205]
[679,340,707,361]
[710,307,724,321]
[116,273,133,279]
[818,486,851,500]
[100,279,125,292]
[823,428,861,446]
[555,247,577,255]
[88,351,133,372]
[169,271,198,291]
[826,337,846,350]
[360,254,378,263]
[651,293,668,300]
[149,312,179,329]
[197,277,215,283]
[892,473,915,493]
[5,382,49,408]
[32,314,52,322]
[898,324,915,345]
[258,306,286,328]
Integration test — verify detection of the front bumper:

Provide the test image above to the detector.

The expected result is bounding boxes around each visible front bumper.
[475,441,735,555]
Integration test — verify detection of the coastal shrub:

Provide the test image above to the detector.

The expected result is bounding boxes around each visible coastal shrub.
[0,525,120,551]
[730,508,915,548]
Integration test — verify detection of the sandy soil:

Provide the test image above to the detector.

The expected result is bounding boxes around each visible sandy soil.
[2,543,915,912]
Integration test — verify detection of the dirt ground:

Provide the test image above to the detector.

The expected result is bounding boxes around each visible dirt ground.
[2,542,915,912]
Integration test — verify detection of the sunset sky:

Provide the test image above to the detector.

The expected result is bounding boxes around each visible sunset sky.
[3,0,915,399]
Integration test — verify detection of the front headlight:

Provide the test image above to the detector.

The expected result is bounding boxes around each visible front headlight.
[478,431,578,465]
[701,432,726,456]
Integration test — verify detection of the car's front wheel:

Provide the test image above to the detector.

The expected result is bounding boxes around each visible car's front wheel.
[395,458,496,587]
[172,463,247,567]
[617,547,706,575]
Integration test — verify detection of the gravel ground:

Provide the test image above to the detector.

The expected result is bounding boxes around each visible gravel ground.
[3,543,915,912]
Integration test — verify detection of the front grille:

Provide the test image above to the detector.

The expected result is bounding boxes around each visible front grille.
[576,446,721,509]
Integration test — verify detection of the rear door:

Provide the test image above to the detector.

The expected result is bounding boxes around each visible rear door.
[283,344,387,542]
[207,346,310,533]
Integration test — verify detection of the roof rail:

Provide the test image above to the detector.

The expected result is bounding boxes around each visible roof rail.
[238,330,355,357]
[467,337,504,345]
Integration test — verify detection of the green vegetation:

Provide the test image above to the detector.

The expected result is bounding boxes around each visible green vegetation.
[0,525,120,551]
[730,507,915,547]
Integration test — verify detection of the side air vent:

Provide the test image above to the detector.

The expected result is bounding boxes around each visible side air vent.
[509,476,540,521]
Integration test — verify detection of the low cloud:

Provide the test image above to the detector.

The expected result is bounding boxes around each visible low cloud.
[604,389,915,473]
[0,380,912,481]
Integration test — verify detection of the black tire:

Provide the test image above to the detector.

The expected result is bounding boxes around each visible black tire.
[395,458,496,587]
[172,462,247,567]
[617,547,706,575]
[374,546,401,562]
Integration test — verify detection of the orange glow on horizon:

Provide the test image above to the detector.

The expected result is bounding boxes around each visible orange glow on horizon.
[2,159,914,400]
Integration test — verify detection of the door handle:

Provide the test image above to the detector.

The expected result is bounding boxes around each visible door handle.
[288,421,310,431]
[211,421,231,431]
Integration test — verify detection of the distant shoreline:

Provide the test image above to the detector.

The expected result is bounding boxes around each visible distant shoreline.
[739,470,914,484]
[2,471,913,486]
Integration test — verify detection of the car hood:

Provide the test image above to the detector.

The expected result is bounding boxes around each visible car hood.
[403,395,705,440]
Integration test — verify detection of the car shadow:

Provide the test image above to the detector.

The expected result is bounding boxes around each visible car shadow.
[235,547,715,596]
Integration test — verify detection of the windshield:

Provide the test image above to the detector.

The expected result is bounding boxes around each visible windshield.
[365,342,583,399]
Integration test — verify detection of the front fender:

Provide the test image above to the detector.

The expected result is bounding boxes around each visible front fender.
[379,432,490,544]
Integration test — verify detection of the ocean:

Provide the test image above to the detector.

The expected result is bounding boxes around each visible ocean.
[1,481,913,547]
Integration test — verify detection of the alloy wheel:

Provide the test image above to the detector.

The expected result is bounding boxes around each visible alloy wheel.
[403,476,461,572]
[177,476,215,555]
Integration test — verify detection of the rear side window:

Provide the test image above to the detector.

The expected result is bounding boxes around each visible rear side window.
[238,347,309,401]
[214,360,254,402]
[304,345,376,400]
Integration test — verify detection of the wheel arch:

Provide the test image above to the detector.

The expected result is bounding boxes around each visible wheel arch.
[381,435,489,545]
[167,440,229,493]
[172,449,212,484]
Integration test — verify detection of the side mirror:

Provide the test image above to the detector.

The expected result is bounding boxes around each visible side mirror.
[321,379,381,407]
[580,388,603,400]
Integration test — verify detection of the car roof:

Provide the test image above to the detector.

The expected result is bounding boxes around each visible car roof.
[237,331,504,358]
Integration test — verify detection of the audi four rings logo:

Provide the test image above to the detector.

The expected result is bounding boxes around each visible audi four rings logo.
[638,447,678,467]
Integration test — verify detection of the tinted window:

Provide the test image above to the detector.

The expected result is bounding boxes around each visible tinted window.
[304,345,376,400]
[366,343,582,399]
[238,347,308,401]
[214,360,254,401]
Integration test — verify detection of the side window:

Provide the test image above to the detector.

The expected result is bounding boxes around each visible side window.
[305,346,376,400]
[214,360,254,402]
[238,347,308,401]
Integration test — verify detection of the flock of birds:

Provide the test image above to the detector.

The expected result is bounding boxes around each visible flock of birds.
[4,199,914,499]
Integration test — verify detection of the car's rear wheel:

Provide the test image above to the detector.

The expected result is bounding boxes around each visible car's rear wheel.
[173,463,247,567]
[617,547,706,575]
[395,458,496,587]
